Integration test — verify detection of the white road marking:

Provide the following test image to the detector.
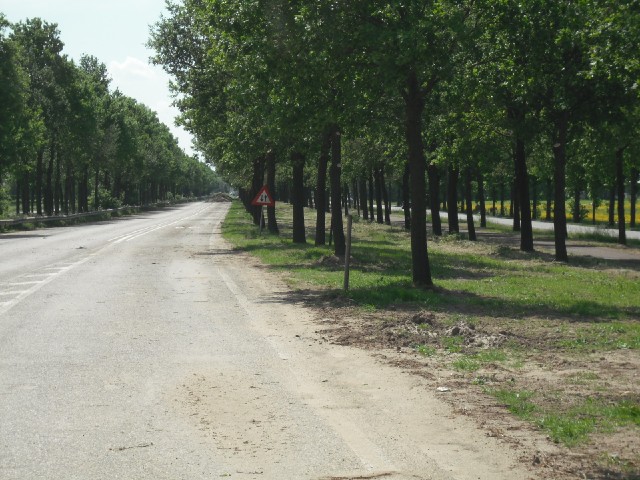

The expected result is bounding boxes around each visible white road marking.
[0,204,214,316]
[0,255,93,316]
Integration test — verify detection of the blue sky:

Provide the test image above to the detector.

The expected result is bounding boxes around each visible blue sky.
[1,0,194,155]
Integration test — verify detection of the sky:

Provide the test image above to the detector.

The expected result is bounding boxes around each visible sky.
[1,0,195,155]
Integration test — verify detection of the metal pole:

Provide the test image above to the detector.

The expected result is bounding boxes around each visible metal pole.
[259,206,264,234]
[344,214,352,291]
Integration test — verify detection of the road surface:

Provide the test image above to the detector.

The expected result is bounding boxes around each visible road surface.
[1,202,534,479]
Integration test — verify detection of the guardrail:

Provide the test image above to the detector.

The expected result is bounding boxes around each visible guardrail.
[0,206,141,229]
[0,197,212,230]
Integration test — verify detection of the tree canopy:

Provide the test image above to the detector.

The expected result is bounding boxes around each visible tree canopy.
[0,13,223,217]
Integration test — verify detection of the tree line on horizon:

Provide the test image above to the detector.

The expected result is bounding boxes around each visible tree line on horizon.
[0,14,225,219]
[149,0,639,287]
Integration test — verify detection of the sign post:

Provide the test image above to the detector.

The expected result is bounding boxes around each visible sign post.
[251,186,276,233]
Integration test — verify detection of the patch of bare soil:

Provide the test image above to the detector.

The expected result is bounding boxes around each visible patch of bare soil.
[312,303,640,480]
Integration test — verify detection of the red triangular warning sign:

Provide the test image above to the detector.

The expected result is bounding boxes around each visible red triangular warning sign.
[251,185,275,207]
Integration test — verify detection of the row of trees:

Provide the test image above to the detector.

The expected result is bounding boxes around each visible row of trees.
[0,15,223,218]
[150,0,640,287]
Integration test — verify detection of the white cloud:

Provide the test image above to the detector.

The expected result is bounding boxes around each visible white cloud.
[109,56,156,80]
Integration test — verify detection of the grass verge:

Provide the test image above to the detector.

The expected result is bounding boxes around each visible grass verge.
[222,200,640,473]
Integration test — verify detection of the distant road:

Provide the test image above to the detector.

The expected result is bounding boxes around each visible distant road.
[433,211,640,241]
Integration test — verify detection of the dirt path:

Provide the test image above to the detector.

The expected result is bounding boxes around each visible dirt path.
[213,241,553,479]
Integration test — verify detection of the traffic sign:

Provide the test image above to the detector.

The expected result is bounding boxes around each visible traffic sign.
[251,185,275,207]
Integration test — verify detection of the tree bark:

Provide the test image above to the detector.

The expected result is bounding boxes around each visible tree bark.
[20,172,30,214]
[315,129,331,245]
[427,162,442,236]
[368,174,374,221]
[514,138,533,251]
[477,171,486,228]
[36,147,44,216]
[382,169,391,225]
[402,162,411,231]
[616,147,626,245]
[45,142,55,216]
[359,176,369,221]
[265,149,279,234]
[630,167,638,228]
[404,69,432,286]
[608,184,616,226]
[330,126,345,256]
[447,165,459,234]
[512,180,520,231]
[291,151,306,244]
[93,167,100,211]
[249,156,265,225]
[374,167,384,224]
[545,179,552,221]
[552,116,569,262]
[531,177,538,220]
[54,146,62,215]
[352,180,360,217]
[465,168,477,241]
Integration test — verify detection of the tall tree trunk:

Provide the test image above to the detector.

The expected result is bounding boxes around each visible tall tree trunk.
[402,162,411,231]
[291,152,306,244]
[308,188,314,209]
[447,165,459,234]
[608,184,616,226]
[552,116,569,262]
[315,129,330,245]
[45,142,55,216]
[54,147,62,215]
[36,147,44,215]
[404,70,432,286]
[616,147,626,245]
[427,163,442,236]
[630,167,638,228]
[477,171,486,228]
[382,170,391,225]
[531,177,538,220]
[15,178,20,215]
[545,179,552,221]
[64,162,72,215]
[265,149,279,234]
[514,138,533,251]
[94,166,100,211]
[572,187,581,222]
[21,172,30,214]
[509,184,514,217]
[512,180,520,231]
[500,183,505,217]
[374,167,384,224]
[249,156,265,225]
[465,168,477,241]
[359,176,369,221]
[330,127,345,256]
[352,180,360,216]
[368,174,375,221]
[491,187,497,216]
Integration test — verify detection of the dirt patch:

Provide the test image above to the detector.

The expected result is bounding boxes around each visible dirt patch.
[209,192,234,202]
[312,304,640,480]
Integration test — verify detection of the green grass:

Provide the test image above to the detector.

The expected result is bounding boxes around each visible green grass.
[452,357,481,371]
[487,389,640,446]
[557,322,640,351]
[222,201,640,323]
[452,349,509,371]
[415,344,437,356]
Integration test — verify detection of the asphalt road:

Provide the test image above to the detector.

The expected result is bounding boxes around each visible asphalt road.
[0,202,533,480]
